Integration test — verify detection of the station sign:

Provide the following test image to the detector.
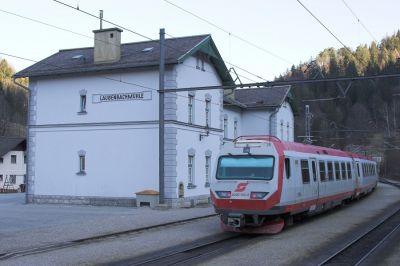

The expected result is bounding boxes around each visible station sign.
[92,91,152,103]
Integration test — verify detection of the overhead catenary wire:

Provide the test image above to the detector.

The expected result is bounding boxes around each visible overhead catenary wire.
[341,0,378,43]
[296,0,353,54]
[52,0,269,82]
[162,0,293,65]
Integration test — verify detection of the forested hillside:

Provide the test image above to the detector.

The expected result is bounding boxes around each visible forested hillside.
[279,31,400,178]
[0,59,28,137]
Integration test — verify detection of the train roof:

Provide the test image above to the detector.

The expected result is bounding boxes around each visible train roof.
[234,135,372,161]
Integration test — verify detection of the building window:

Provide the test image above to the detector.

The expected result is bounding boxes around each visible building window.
[10,175,16,184]
[188,155,196,188]
[80,95,86,112]
[24,155,27,164]
[188,95,194,124]
[280,120,284,139]
[196,53,205,71]
[11,155,17,164]
[205,100,211,127]
[78,89,87,114]
[77,150,86,175]
[79,155,85,173]
[205,155,211,187]
[301,160,310,183]
[0,174,3,182]
[0,157,3,164]
[286,122,290,141]
[224,117,228,138]
[234,120,238,139]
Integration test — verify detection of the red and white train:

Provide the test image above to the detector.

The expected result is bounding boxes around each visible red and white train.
[210,135,378,233]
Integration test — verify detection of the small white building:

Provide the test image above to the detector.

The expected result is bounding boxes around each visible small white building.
[15,28,293,206]
[0,137,26,191]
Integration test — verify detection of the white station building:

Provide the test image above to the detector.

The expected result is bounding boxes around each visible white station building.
[0,137,26,191]
[15,28,294,207]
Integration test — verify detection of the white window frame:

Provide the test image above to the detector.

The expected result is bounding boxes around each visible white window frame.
[223,117,228,138]
[286,122,290,141]
[78,89,87,114]
[188,95,194,124]
[234,120,238,139]
[188,155,195,188]
[77,150,86,175]
[11,155,17,164]
[205,155,211,187]
[205,99,211,127]
[10,175,16,184]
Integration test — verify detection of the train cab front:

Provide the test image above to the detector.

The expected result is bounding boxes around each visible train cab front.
[210,136,284,233]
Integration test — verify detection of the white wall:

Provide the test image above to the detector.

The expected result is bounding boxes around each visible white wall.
[222,107,242,139]
[275,101,294,141]
[175,126,221,197]
[33,125,158,197]
[0,150,26,189]
[175,57,222,128]
[35,70,160,125]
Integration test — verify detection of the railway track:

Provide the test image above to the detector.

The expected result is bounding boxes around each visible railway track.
[379,178,400,189]
[318,180,400,266]
[111,233,259,266]
[0,214,217,261]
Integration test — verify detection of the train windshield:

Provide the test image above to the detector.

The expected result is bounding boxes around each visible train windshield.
[216,156,275,180]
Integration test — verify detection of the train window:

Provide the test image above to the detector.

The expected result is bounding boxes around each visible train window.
[357,163,361,177]
[216,155,275,180]
[327,162,334,181]
[319,161,326,181]
[341,162,347,179]
[362,163,365,176]
[301,160,310,184]
[311,161,317,182]
[285,158,291,179]
[347,162,352,179]
[334,162,341,180]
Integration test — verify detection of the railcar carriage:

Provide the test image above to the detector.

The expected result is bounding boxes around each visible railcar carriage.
[210,135,378,234]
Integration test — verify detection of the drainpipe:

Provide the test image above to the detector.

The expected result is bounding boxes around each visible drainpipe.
[269,107,279,137]
[13,77,30,203]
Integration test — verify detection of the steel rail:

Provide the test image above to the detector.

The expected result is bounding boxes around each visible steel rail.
[0,214,217,261]
[128,234,244,266]
[318,207,400,266]
[354,222,400,266]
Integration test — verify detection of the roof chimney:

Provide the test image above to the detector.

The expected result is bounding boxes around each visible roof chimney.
[93,28,123,64]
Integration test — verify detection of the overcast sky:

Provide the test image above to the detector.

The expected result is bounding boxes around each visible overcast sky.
[1,0,399,81]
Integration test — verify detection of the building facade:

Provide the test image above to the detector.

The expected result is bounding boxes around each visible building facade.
[0,137,26,190]
[15,28,293,206]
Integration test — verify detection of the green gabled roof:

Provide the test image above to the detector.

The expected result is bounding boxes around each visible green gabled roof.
[178,36,234,85]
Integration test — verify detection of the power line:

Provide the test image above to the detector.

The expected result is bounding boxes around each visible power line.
[53,0,269,82]
[296,0,352,53]
[53,0,153,41]
[163,0,293,65]
[341,0,378,43]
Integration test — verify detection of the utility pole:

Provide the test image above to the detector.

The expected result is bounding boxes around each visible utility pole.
[304,105,313,144]
[159,28,165,204]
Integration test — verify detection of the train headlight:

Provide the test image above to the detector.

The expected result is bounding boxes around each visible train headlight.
[250,192,269,199]
[216,191,232,198]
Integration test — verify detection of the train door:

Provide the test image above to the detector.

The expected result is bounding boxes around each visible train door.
[355,160,361,188]
[310,159,319,199]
